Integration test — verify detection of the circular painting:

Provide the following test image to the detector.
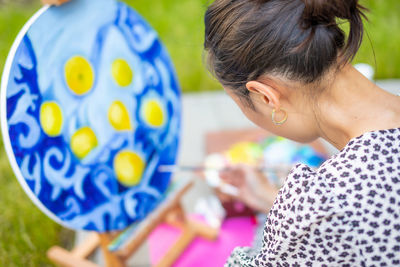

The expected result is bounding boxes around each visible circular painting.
[0,0,181,232]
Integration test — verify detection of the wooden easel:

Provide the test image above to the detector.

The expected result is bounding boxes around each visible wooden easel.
[47,179,219,267]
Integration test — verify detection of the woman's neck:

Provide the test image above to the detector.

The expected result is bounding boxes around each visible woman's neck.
[317,65,400,150]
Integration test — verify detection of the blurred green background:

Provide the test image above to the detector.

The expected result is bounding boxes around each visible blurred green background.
[0,0,399,266]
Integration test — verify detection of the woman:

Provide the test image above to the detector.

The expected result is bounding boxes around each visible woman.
[204,0,400,266]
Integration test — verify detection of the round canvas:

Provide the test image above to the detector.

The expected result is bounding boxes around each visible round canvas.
[1,0,181,232]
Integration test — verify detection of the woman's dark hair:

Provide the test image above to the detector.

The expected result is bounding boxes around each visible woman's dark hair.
[204,0,367,104]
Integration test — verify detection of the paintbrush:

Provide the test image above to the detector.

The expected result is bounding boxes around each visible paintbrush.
[158,164,292,173]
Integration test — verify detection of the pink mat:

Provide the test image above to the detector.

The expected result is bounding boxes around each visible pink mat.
[148,216,257,266]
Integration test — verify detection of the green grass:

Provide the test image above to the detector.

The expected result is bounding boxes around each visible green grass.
[0,153,74,267]
[0,0,399,266]
[355,0,400,79]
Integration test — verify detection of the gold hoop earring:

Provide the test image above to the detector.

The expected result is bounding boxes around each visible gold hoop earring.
[271,108,288,125]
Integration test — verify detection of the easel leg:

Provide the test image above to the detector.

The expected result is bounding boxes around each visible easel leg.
[47,246,100,267]
[155,202,219,267]
[48,232,127,267]
[71,232,100,259]
[155,225,196,267]
[98,233,126,267]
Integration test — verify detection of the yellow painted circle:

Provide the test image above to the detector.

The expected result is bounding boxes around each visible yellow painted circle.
[143,99,164,127]
[108,100,132,131]
[70,127,98,159]
[114,151,145,187]
[111,59,133,87]
[64,56,94,95]
[40,101,63,137]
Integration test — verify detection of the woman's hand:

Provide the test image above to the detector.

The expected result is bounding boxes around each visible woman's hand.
[41,0,70,6]
[218,165,279,213]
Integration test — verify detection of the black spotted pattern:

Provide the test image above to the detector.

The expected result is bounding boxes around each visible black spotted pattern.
[226,128,400,266]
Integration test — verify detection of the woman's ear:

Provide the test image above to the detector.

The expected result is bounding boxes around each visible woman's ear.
[246,81,281,110]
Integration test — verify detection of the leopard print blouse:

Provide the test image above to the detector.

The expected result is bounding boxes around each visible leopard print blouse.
[226,128,400,267]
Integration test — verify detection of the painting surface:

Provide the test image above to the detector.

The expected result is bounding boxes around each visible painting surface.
[1,0,181,231]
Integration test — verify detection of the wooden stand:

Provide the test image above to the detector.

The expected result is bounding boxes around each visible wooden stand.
[47,180,219,267]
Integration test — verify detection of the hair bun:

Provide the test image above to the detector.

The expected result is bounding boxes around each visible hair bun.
[301,0,367,64]
[302,0,360,27]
